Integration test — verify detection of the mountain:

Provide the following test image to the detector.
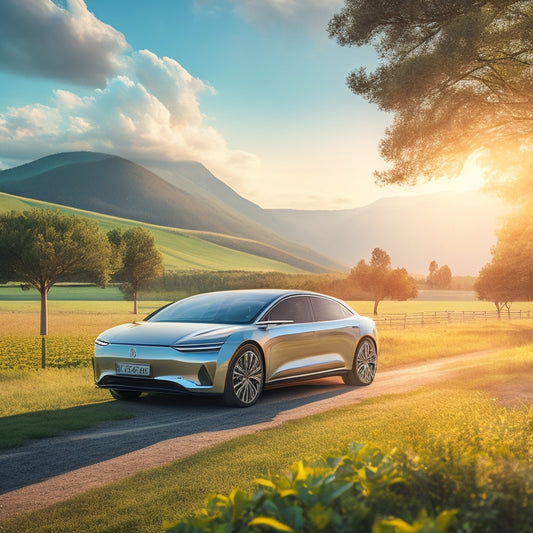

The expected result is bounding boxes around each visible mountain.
[0,151,505,275]
[267,192,506,275]
[0,152,342,273]
[150,160,505,275]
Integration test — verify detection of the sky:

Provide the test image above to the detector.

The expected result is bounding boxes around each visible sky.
[0,0,485,210]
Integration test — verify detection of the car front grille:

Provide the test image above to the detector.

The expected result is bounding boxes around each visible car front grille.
[97,375,190,395]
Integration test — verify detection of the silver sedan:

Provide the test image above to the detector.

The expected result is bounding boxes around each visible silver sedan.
[93,289,378,407]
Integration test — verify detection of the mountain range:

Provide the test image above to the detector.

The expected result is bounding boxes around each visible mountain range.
[0,151,506,275]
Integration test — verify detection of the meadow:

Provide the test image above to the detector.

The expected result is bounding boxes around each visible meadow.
[0,193,303,274]
[0,293,532,531]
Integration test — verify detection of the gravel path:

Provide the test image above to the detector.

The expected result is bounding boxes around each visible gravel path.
[0,350,505,519]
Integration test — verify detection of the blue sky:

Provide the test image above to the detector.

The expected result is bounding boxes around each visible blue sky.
[0,0,482,209]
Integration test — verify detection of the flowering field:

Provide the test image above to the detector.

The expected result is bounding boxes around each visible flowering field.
[0,307,143,370]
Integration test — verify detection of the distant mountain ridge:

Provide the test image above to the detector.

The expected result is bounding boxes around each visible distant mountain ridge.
[267,191,505,275]
[0,151,505,275]
[0,152,341,273]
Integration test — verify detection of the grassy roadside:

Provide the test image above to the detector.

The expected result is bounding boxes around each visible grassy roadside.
[0,346,531,532]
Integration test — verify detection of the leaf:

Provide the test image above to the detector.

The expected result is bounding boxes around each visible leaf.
[295,460,308,482]
[229,488,250,521]
[324,481,354,505]
[435,509,458,532]
[278,489,298,498]
[255,478,276,490]
[248,516,294,532]
[372,517,417,533]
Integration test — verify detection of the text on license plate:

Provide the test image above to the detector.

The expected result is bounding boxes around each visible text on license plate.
[116,363,151,376]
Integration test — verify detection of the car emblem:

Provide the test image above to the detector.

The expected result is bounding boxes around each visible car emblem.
[129,347,137,358]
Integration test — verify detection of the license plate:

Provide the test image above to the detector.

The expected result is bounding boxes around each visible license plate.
[116,363,151,376]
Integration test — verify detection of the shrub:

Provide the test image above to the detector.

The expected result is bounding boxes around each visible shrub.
[164,443,457,533]
[164,436,532,533]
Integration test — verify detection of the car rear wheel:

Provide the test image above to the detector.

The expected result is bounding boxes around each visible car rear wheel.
[110,389,142,401]
[343,338,377,386]
[223,344,264,407]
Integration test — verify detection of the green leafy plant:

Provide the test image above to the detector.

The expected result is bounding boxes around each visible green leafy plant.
[164,443,459,533]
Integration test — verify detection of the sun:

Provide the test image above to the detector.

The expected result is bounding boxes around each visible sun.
[456,155,486,193]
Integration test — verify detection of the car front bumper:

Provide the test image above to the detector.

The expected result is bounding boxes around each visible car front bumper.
[93,343,224,395]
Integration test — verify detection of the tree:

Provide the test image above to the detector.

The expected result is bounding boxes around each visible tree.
[475,204,533,314]
[110,227,163,314]
[349,247,417,314]
[328,1,533,189]
[427,262,452,289]
[0,209,111,366]
[475,261,519,318]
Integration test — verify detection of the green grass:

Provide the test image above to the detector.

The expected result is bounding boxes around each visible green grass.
[0,404,132,449]
[1,304,532,530]
[0,347,530,532]
[0,284,125,301]
[0,368,132,447]
[0,192,303,273]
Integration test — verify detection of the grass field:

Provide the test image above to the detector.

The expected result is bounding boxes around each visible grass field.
[0,299,532,531]
[0,347,531,532]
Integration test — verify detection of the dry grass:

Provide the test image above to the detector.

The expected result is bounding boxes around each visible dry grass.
[378,320,533,367]
[347,299,533,315]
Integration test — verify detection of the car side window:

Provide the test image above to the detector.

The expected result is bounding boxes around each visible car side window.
[309,296,353,321]
[264,296,313,323]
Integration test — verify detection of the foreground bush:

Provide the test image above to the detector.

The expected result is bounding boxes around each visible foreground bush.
[165,439,532,533]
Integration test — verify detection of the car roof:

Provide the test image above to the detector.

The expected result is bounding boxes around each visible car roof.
[193,289,327,301]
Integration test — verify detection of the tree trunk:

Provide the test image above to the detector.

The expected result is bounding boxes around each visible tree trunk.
[40,288,48,368]
[40,288,48,335]
[373,300,380,315]
[133,288,138,315]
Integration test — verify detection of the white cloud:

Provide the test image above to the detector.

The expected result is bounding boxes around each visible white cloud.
[228,0,344,37]
[0,47,259,188]
[0,0,260,193]
[0,0,128,87]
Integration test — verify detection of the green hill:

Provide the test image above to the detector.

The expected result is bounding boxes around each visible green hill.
[0,193,304,273]
[0,152,342,272]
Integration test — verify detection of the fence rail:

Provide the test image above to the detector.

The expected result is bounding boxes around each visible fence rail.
[373,309,533,329]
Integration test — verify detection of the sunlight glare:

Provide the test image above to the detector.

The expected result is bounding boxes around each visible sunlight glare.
[456,155,486,193]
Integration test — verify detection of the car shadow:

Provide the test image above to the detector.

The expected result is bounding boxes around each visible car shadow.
[0,378,358,494]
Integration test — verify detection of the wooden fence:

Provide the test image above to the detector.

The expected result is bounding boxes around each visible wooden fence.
[372,309,533,329]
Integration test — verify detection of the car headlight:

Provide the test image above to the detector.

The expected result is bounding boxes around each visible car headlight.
[95,338,109,347]
[172,342,224,353]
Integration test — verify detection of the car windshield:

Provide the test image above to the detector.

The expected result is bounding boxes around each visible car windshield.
[147,292,279,324]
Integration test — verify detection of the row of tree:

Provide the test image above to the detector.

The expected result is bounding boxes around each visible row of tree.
[0,208,459,329]
[3,207,528,343]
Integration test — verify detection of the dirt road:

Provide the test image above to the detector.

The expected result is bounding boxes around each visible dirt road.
[0,350,510,519]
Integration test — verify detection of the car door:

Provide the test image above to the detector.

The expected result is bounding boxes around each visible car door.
[307,295,360,370]
[260,295,318,382]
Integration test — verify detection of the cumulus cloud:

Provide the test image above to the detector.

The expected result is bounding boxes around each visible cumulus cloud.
[0,0,128,87]
[0,46,259,185]
[0,0,260,190]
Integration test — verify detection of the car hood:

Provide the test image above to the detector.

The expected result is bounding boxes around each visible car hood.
[97,321,245,346]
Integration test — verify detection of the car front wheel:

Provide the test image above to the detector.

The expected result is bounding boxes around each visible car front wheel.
[223,344,264,407]
[343,338,377,386]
